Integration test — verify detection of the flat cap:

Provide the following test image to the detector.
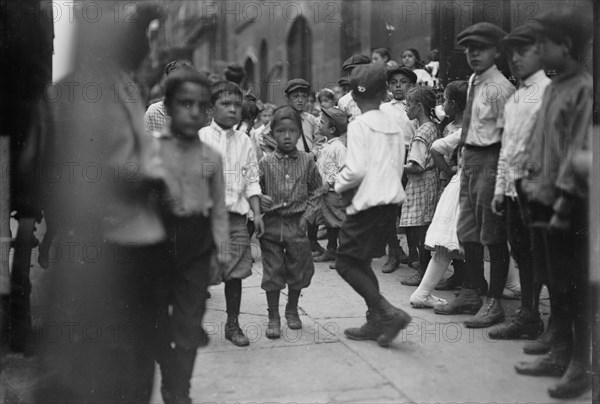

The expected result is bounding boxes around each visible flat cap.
[457,22,507,47]
[500,24,540,49]
[350,63,387,98]
[532,9,592,45]
[386,66,417,84]
[342,55,371,71]
[284,78,311,94]
[321,107,349,135]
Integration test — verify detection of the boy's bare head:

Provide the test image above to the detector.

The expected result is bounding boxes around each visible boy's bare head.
[210,81,243,129]
[164,70,211,138]
[457,22,506,74]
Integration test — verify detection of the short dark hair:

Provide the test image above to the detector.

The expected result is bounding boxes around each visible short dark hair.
[164,59,193,76]
[372,47,391,61]
[271,105,303,133]
[210,81,243,105]
[444,80,468,113]
[164,69,210,109]
[240,94,260,123]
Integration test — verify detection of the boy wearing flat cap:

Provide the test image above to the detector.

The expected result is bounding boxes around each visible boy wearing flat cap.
[488,24,551,343]
[514,9,593,400]
[334,63,411,348]
[434,22,515,330]
[378,66,419,273]
[338,55,371,121]
[313,107,349,263]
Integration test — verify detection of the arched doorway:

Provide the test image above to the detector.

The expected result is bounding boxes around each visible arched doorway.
[286,16,312,83]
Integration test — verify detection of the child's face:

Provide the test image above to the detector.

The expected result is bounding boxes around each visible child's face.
[465,43,500,74]
[273,118,301,153]
[538,35,567,70]
[508,43,543,80]
[168,82,210,139]
[442,89,455,117]
[211,91,242,129]
[388,73,413,101]
[320,98,335,109]
[372,52,385,65]
[401,51,417,69]
[404,97,420,120]
[287,90,309,113]
[260,108,273,125]
[318,115,334,140]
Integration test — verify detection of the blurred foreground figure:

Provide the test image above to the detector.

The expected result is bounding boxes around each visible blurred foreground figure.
[36,3,165,403]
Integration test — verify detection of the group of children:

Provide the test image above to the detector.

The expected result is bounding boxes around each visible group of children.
[138,8,592,402]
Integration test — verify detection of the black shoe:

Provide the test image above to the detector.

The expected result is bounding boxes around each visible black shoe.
[401,270,424,286]
[463,297,505,328]
[488,310,544,340]
[434,288,482,315]
[515,345,570,376]
[314,250,336,262]
[435,275,462,291]
[285,308,302,330]
[374,297,412,347]
[266,310,281,339]
[548,359,591,399]
[311,243,325,255]
[225,317,250,347]
[382,255,400,274]
[523,315,558,355]
[344,310,383,341]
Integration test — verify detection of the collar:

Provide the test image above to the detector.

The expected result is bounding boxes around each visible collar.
[520,69,548,89]
[210,119,234,136]
[473,64,500,85]
[275,148,299,159]
[390,98,406,106]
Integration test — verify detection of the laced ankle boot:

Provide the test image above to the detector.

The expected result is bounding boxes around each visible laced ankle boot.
[344,310,383,341]
[374,296,412,347]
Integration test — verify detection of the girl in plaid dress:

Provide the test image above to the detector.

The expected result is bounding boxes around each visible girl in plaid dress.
[399,86,439,286]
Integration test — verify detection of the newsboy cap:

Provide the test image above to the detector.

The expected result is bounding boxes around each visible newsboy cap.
[350,63,387,98]
[342,55,371,71]
[386,66,417,84]
[501,24,540,48]
[284,78,311,94]
[457,22,507,47]
[320,107,349,135]
[337,77,351,87]
[531,8,592,46]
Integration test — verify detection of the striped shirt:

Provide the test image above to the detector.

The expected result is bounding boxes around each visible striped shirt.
[145,100,168,134]
[199,120,262,216]
[259,148,322,221]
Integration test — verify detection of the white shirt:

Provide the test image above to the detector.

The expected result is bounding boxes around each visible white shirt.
[414,68,434,87]
[465,65,515,146]
[380,99,419,148]
[495,69,551,197]
[335,109,405,215]
[199,120,262,215]
[337,91,362,122]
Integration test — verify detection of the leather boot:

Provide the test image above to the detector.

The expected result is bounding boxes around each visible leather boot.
[314,249,336,263]
[488,308,544,340]
[464,297,505,328]
[382,254,400,274]
[434,288,482,315]
[523,315,558,355]
[548,359,591,398]
[344,310,383,341]
[225,317,250,347]
[435,275,462,291]
[285,306,302,330]
[374,296,412,347]
[401,268,425,286]
[515,343,571,376]
[266,309,281,339]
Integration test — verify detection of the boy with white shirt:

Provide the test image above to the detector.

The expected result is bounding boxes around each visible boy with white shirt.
[334,63,411,348]
[379,67,419,273]
[199,81,264,347]
[488,24,551,340]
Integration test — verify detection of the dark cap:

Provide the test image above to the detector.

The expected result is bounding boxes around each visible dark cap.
[457,22,507,47]
[532,9,592,46]
[342,55,371,71]
[321,107,349,135]
[350,63,387,98]
[337,77,350,87]
[284,78,311,94]
[500,24,540,49]
[386,66,417,84]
